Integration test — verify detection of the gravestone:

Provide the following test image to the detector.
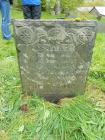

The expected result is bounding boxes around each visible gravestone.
[89,7,105,20]
[97,23,105,33]
[13,20,97,102]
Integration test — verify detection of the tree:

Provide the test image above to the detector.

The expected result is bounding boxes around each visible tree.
[41,0,84,15]
[61,0,84,15]
[13,0,22,8]
[46,0,56,14]
[41,0,46,11]
[55,0,61,15]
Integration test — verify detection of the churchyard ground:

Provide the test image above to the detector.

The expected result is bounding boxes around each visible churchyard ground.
[0,8,105,140]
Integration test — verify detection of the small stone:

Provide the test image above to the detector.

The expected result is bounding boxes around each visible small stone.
[20,104,28,113]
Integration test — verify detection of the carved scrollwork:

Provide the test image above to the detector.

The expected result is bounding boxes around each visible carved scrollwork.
[16,27,34,44]
[77,31,88,46]
[36,27,48,44]
[48,25,67,43]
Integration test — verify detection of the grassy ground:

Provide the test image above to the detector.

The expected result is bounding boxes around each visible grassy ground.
[88,33,105,91]
[0,8,105,140]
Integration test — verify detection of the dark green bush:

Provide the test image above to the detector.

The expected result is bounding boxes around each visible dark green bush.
[41,0,46,11]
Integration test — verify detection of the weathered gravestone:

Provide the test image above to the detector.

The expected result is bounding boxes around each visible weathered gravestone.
[13,20,97,102]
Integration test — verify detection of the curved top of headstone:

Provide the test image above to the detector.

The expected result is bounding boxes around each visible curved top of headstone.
[13,19,97,27]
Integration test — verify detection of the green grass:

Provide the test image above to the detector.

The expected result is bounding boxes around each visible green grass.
[0,8,105,140]
[88,33,105,91]
[1,95,105,140]
[11,7,65,20]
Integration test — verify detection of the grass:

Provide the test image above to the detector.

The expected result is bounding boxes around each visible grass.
[0,8,105,140]
[11,7,65,19]
[32,96,105,140]
[88,33,105,91]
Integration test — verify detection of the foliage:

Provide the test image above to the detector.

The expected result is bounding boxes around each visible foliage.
[46,0,56,12]
[41,0,46,11]
[61,0,83,14]
[13,0,22,8]
[41,0,84,14]
[82,0,105,7]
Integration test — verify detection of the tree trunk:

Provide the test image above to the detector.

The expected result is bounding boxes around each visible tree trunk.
[55,0,61,15]
[13,0,22,8]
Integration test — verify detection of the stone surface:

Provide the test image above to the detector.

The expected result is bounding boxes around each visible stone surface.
[97,22,105,33]
[90,7,105,17]
[13,20,97,102]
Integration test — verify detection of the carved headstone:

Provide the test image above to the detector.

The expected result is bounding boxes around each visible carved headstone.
[13,20,97,102]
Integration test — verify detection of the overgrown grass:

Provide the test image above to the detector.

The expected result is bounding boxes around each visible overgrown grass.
[1,94,105,140]
[33,96,105,140]
[0,8,105,140]
[88,33,105,91]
